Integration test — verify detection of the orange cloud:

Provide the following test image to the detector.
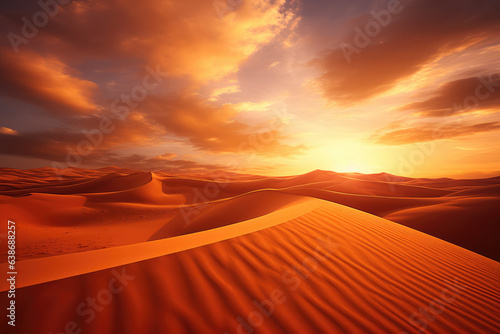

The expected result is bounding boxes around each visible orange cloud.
[138,95,305,156]
[0,127,18,135]
[28,0,298,85]
[371,121,500,145]
[154,153,178,160]
[399,74,500,117]
[0,48,98,115]
[0,0,303,167]
[0,93,304,168]
[311,0,500,105]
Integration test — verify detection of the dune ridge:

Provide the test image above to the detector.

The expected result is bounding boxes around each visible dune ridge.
[2,199,499,334]
[0,196,319,291]
[2,168,498,260]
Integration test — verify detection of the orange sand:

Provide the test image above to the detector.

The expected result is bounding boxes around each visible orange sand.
[0,167,499,333]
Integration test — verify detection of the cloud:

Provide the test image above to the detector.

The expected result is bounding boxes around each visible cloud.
[0,128,213,172]
[93,153,224,173]
[371,121,500,145]
[0,129,83,161]
[0,48,98,115]
[0,0,303,168]
[138,95,306,156]
[2,0,298,85]
[0,114,163,163]
[268,61,281,69]
[0,127,18,135]
[153,153,178,160]
[399,74,500,117]
[210,84,241,100]
[311,0,500,105]
[0,92,305,168]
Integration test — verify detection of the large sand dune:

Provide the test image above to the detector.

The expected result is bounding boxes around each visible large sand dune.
[0,167,499,333]
[1,198,499,333]
[1,168,498,260]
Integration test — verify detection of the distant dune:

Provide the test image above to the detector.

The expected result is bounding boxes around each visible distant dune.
[0,167,499,333]
[1,168,499,260]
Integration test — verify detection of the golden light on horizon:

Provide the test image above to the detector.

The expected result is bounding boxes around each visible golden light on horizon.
[0,0,498,178]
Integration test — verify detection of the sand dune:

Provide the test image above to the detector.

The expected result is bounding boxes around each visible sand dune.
[161,170,453,203]
[1,168,499,261]
[1,198,499,333]
[384,196,500,260]
[83,173,185,205]
[0,197,319,291]
[0,167,499,333]
[149,190,308,239]
[0,171,151,196]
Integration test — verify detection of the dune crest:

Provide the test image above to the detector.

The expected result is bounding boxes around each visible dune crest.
[1,168,499,261]
[2,199,499,334]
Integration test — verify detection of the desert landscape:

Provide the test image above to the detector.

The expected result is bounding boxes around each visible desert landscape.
[2,0,500,332]
[0,167,499,333]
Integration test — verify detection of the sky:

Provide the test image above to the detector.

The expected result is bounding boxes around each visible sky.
[0,0,499,178]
